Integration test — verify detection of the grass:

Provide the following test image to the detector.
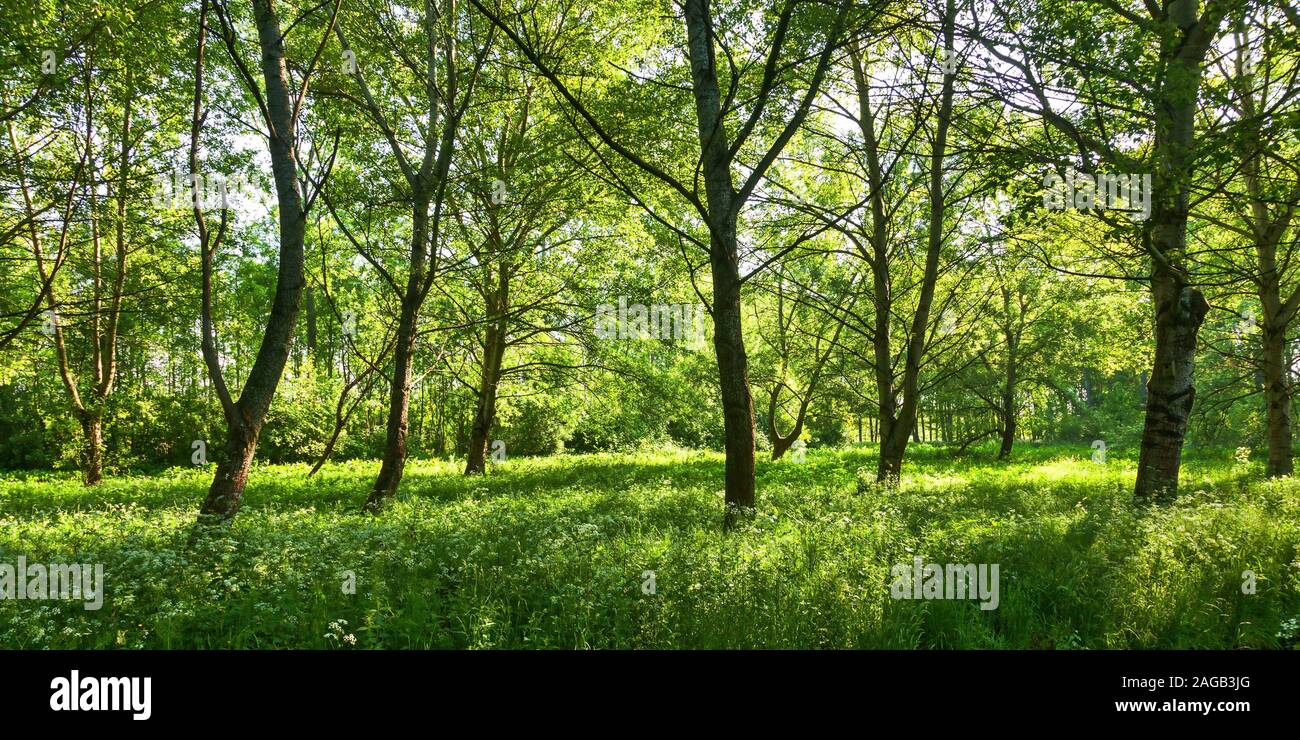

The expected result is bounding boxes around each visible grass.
[1,443,1298,649]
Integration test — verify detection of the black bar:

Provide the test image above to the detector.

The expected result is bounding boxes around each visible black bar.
[3,649,1291,727]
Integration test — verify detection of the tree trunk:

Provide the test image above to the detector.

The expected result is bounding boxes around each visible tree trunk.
[998,350,1017,460]
[196,0,307,525]
[366,295,419,510]
[877,418,910,484]
[79,413,104,486]
[465,312,507,475]
[713,251,757,514]
[1134,278,1208,497]
[199,421,258,520]
[364,156,434,508]
[1131,3,1223,498]
[684,0,756,520]
[998,413,1016,460]
[1263,324,1292,476]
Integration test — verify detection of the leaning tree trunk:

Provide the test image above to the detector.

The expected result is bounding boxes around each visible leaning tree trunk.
[197,0,308,524]
[1262,324,1293,477]
[1134,272,1208,498]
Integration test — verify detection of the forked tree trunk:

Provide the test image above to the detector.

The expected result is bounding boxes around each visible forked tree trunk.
[852,3,953,488]
[338,0,467,512]
[473,0,840,522]
[196,0,308,525]
[767,285,839,462]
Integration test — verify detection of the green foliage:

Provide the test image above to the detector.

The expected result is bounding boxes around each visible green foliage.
[2,446,1296,649]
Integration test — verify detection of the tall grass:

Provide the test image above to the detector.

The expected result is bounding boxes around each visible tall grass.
[1,444,1297,648]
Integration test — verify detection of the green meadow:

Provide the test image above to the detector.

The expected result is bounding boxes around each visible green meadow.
[2,444,1297,649]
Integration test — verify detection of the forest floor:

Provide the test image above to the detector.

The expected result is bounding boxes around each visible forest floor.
[1,444,1298,649]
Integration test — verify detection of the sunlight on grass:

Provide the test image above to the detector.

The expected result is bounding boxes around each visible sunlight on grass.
[1,444,1297,649]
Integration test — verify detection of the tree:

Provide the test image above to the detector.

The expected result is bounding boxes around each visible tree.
[194,0,335,524]
[968,0,1236,497]
[471,0,861,519]
[323,0,495,511]
[1194,6,1300,475]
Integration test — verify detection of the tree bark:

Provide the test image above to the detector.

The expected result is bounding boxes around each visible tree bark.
[1262,324,1292,476]
[998,323,1018,460]
[366,286,420,510]
[1129,3,1224,498]
[846,5,954,485]
[998,409,1016,460]
[878,417,910,484]
[766,271,841,461]
[79,413,104,486]
[712,249,757,513]
[465,311,507,475]
[200,421,259,519]
[197,0,308,523]
[684,0,756,518]
[334,1,469,512]
[1134,277,1208,497]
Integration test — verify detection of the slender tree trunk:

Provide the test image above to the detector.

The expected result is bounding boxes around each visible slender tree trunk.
[767,337,835,461]
[337,0,470,512]
[1263,324,1293,476]
[684,0,756,519]
[367,294,419,509]
[998,347,1018,459]
[851,3,953,486]
[364,168,434,509]
[197,0,308,524]
[466,299,508,475]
